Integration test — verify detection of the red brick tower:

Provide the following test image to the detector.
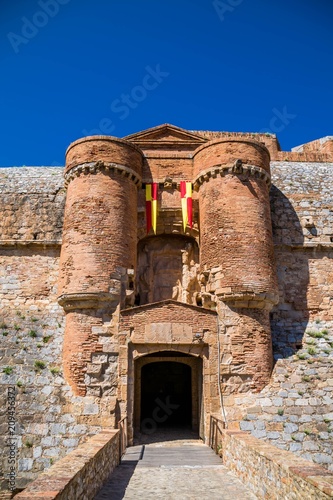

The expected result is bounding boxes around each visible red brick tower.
[193,139,279,392]
[58,136,143,394]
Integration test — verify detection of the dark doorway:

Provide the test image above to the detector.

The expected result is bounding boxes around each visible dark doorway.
[140,362,192,432]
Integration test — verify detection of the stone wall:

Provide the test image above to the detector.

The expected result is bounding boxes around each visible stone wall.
[270,161,333,357]
[221,429,333,499]
[0,167,65,242]
[14,429,119,500]
[1,150,333,492]
[0,245,106,492]
[238,322,333,470]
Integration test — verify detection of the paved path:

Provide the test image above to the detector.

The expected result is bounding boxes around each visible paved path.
[95,438,257,500]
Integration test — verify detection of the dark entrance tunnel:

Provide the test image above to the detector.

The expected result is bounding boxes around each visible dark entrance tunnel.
[140,362,192,432]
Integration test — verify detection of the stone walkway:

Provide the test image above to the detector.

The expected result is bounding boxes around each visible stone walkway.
[95,437,257,499]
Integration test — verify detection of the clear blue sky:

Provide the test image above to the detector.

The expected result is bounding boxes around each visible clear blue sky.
[1,0,332,165]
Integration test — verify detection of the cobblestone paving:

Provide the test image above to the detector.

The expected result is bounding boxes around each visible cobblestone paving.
[95,438,257,500]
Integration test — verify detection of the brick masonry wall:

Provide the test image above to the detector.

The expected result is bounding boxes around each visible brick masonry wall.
[198,174,278,300]
[59,170,138,297]
[65,136,143,175]
[1,151,333,491]
[120,300,217,339]
[193,139,271,175]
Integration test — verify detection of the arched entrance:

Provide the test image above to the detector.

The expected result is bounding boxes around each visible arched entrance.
[134,351,202,437]
[141,361,192,432]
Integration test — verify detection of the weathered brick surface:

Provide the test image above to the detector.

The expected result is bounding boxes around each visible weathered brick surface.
[59,170,138,297]
[120,299,217,338]
[65,136,143,175]
[198,174,278,303]
[193,138,271,175]
[1,125,333,493]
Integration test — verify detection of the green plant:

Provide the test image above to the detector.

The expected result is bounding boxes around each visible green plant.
[302,375,311,382]
[34,360,46,370]
[50,458,54,465]
[306,339,316,345]
[43,336,51,343]
[0,322,8,329]
[304,429,311,435]
[29,330,37,338]
[297,353,307,360]
[31,317,38,322]
[13,324,20,331]
[50,367,60,375]
[307,359,314,364]
[16,311,25,319]
[313,332,324,338]
[277,408,284,416]
[25,441,33,448]
[307,347,317,355]
[3,366,13,375]
[324,419,331,424]
[298,391,304,396]
[37,343,42,348]
[16,380,23,387]
[2,331,8,336]
[291,435,297,441]
[315,319,321,324]
[321,329,329,335]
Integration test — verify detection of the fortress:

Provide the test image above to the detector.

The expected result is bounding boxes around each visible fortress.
[1,124,333,492]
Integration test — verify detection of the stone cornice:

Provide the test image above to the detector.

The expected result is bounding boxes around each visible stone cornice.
[58,292,117,311]
[64,161,142,188]
[193,163,271,191]
[215,291,279,309]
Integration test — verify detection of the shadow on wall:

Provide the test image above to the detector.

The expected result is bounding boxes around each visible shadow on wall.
[269,185,310,360]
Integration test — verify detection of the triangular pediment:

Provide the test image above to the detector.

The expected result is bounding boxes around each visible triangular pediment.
[124,124,207,146]
[120,299,217,316]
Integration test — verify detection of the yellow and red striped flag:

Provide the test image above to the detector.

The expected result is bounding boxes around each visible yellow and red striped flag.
[180,181,193,231]
[145,183,158,234]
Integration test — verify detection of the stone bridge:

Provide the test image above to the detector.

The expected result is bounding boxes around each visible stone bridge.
[14,427,333,499]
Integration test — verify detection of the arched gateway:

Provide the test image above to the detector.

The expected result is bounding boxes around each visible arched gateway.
[120,300,215,443]
[57,124,279,442]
